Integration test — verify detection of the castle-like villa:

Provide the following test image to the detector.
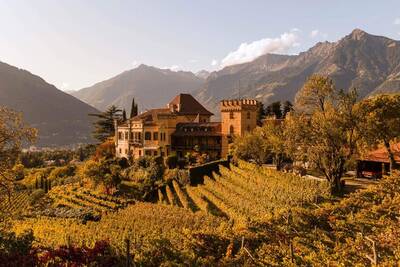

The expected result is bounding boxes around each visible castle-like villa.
[115,94,260,160]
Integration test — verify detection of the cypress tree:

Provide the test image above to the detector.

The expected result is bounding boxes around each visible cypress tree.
[122,109,127,121]
[44,179,48,193]
[40,176,44,190]
[130,98,138,118]
[35,178,38,189]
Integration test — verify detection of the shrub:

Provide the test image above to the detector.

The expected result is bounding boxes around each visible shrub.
[177,158,187,169]
[165,153,178,169]
[29,189,45,205]
[13,164,25,181]
[48,165,76,181]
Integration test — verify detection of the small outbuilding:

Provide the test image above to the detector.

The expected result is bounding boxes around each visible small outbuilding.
[356,143,400,178]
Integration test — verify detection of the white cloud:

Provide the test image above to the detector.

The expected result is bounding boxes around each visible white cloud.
[310,29,328,40]
[310,30,319,38]
[132,60,140,68]
[163,65,181,71]
[221,30,300,67]
[61,82,69,90]
[211,59,218,66]
[394,18,400,25]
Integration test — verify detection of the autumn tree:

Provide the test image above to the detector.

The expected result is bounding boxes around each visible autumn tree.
[89,105,122,143]
[290,75,361,194]
[0,107,36,203]
[258,121,288,170]
[357,94,400,173]
[231,133,267,165]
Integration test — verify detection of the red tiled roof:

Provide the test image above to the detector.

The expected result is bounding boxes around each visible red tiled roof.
[168,94,213,116]
[361,143,400,163]
[131,108,172,122]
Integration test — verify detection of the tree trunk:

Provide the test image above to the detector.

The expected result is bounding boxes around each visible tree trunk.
[329,175,342,195]
[384,141,397,175]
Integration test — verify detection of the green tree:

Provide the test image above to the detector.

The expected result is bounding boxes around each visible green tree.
[89,105,122,143]
[282,101,294,118]
[256,102,265,126]
[130,97,138,118]
[0,107,36,203]
[357,94,400,173]
[265,101,283,119]
[122,109,127,121]
[290,75,360,194]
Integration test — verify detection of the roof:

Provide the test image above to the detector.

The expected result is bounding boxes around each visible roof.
[360,143,400,163]
[168,94,213,116]
[130,108,172,122]
[118,93,213,126]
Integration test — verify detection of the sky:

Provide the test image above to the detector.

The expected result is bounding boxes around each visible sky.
[0,0,400,91]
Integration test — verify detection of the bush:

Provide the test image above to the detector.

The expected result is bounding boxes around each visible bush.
[29,189,45,205]
[177,158,187,169]
[165,154,178,169]
[117,157,129,168]
[48,165,76,181]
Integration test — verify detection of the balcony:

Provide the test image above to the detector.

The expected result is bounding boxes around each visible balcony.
[172,144,221,151]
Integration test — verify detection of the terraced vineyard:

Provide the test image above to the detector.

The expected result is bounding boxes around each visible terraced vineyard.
[49,184,134,213]
[158,161,330,225]
[0,191,30,214]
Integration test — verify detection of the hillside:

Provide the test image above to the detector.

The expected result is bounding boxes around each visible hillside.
[194,29,400,115]
[0,61,98,147]
[72,64,205,112]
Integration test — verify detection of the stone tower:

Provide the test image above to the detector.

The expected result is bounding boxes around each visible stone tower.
[220,99,260,157]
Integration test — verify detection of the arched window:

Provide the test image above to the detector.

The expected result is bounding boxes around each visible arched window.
[247,111,251,119]
[230,111,234,119]
[229,125,234,135]
[247,125,251,132]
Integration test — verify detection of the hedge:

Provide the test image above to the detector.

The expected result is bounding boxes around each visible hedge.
[188,159,230,185]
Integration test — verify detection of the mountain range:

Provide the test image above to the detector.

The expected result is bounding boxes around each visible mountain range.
[72,65,205,112]
[0,61,98,147]
[2,28,400,147]
[193,29,400,115]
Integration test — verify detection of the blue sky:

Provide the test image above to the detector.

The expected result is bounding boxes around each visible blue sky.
[0,0,399,91]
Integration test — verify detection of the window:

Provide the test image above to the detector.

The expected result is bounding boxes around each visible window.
[153,151,158,156]
[119,148,122,154]
[229,125,234,135]
[230,111,234,119]
[145,150,152,156]
[247,111,251,119]
[161,151,165,157]
[160,132,166,141]
[118,132,123,140]
[125,132,129,140]
[138,150,142,156]
[247,125,251,132]
[138,132,142,141]
[145,131,151,140]
[153,132,158,140]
